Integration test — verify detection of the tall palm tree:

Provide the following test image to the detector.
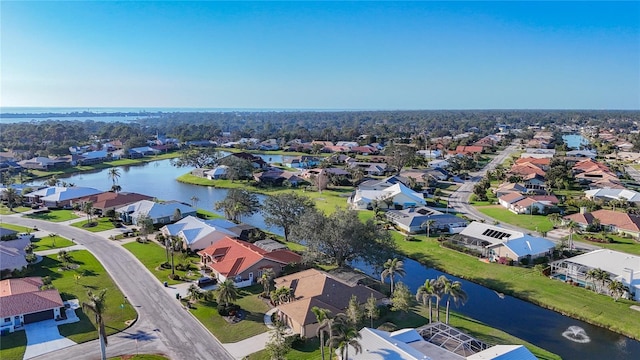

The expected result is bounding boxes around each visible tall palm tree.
[190,195,200,208]
[258,268,276,297]
[170,237,183,276]
[329,315,362,360]
[57,249,73,269]
[83,289,108,360]
[416,279,438,323]
[108,168,121,186]
[187,284,202,303]
[608,280,626,301]
[547,213,561,227]
[566,220,579,251]
[311,306,332,360]
[421,219,437,238]
[215,279,239,306]
[444,280,468,324]
[586,268,600,292]
[83,201,94,224]
[381,258,406,294]
[433,276,447,322]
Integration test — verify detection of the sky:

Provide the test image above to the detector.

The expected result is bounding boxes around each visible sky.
[1,1,639,110]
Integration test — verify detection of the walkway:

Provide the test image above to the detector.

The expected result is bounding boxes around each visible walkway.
[221,307,291,359]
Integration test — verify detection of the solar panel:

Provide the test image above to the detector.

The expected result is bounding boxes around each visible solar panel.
[481,229,510,239]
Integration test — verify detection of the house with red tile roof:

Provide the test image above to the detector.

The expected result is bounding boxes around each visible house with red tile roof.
[76,191,153,214]
[0,277,64,333]
[515,157,551,170]
[508,163,546,178]
[198,237,302,287]
[563,209,640,237]
[455,146,484,155]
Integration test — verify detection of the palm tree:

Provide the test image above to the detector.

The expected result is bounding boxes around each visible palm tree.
[586,268,600,292]
[108,168,121,186]
[170,237,183,276]
[258,268,276,297]
[329,315,362,360]
[311,306,332,360]
[215,279,239,306]
[433,276,446,322]
[110,184,122,193]
[381,258,406,294]
[57,249,73,269]
[416,279,438,323]
[4,187,19,211]
[565,220,579,251]
[608,280,626,301]
[83,289,108,360]
[421,219,437,238]
[444,280,468,324]
[187,284,202,303]
[83,201,94,225]
[190,195,200,208]
[547,213,561,227]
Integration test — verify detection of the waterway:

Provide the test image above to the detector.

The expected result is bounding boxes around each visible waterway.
[40,159,640,359]
[562,134,590,150]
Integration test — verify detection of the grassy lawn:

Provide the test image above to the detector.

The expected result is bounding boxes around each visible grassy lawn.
[26,250,137,344]
[70,217,117,232]
[32,234,75,251]
[0,204,30,215]
[196,209,225,219]
[24,209,79,222]
[247,338,321,360]
[123,241,200,285]
[0,330,27,360]
[476,205,554,233]
[189,285,270,343]
[392,233,640,340]
[574,233,640,256]
[0,223,33,233]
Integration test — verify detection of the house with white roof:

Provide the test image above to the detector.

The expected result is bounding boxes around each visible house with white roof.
[348,182,426,210]
[417,149,442,159]
[429,159,450,169]
[456,222,555,262]
[385,206,468,234]
[551,249,640,301]
[205,165,228,180]
[160,215,237,251]
[23,186,103,207]
[584,188,640,205]
[116,200,196,225]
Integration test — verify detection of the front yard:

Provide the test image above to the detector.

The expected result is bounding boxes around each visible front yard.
[24,210,79,223]
[189,285,270,343]
[32,234,75,251]
[476,205,554,233]
[0,204,30,215]
[574,233,640,256]
[123,241,201,285]
[70,217,118,232]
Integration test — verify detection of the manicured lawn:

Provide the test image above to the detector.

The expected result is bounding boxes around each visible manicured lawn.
[123,241,200,285]
[0,330,27,360]
[24,209,79,222]
[0,204,30,215]
[189,285,270,343]
[28,250,137,343]
[70,217,117,232]
[247,338,321,360]
[32,234,75,251]
[476,205,554,233]
[574,233,640,256]
[0,223,33,233]
[196,209,224,219]
[392,233,640,340]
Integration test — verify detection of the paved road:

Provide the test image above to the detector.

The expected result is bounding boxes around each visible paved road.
[626,166,640,183]
[447,144,600,251]
[2,214,233,360]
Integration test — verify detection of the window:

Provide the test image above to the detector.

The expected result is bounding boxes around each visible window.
[3,318,9,323]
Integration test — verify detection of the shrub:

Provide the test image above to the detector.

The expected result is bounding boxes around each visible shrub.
[533,256,549,265]
[168,273,181,280]
[519,257,530,266]
[160,262,172,269]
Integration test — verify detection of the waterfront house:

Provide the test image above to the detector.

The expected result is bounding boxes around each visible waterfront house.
[385,206,468,234]
[77,191,153,215]
[23,186,103,208]
[116,200,196,225]
[160,215,238,251]
[349,182,426,210]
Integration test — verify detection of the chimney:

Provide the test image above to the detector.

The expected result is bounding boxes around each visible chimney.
[580,207,587,214]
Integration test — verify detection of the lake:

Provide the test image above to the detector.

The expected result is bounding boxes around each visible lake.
[44,159,640,358]
[563,134,590,150]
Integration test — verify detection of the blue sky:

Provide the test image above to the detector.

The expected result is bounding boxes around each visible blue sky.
[2,1,639,109]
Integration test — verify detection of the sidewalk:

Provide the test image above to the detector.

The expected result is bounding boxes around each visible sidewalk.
[222,332,270,359]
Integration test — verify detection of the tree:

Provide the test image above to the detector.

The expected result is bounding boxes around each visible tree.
[384,143,415,173]
[172,208,182,223]
[391,282,412,313]
[190,195,200,208]
[345,295,363,327]
[291,208,395,268]
[83,201,94,225]
[364,294,380,328]
[421,219,437,238]
[219,156,254,181]
[215,279,239,306]
[262,193,315,242]
[107,168,121,186]
[171,147,221,168]
[547,213,561,226]
[329,315,362,360]
[265,315,291,360]
[82,289,108,360]
[169,236,183,276]
[416,279,438,323]
[381,258,406,294]
[271,286,293,305]
[443,279,468,324]
[137,213,154,239]
[608,280,626,301]
[4,187,19,211]
[312,306,332,360]
[110,184,122,193]
[433,276,446,322]
[258,268,276,297]
[57,249,73,269]
[187,284,202,303]
[565,220,579,251]
[215,189,260,223]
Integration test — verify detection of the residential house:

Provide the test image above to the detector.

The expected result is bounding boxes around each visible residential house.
[222,152,268,169]
[78,150,108,165]
[520,148,556,159]
[385,206,468,234]
[0,277,65,333]
[614,142,635,152]
[0,235,32,272]
[160,215,238,251]
[259,139,280,151]
[116,200,196,225]
[23,186,103,208]
[551,249,640,301]
[509,197,546,215]
[204,218,262,242]
[494,182,528,198]
[508,163,546,178]
[284,156,321,169]
[18,157,68,170]
[274,269,385,337]
[349,182,426,210]
[588,179,626,190]
[584,188,640,205]
[205,165,228,180]
[455,222,555,262]
[354,175,407,191]
[566,149,597,159]
[335,141,359,148]
[497,193,525,209]
[253,169,304,186]
[417,149,442,159]
[522,173,547,193]
[563,209,640,238]
[347,162,388,176]
[455,146,483,156]
[429,159,450,169]
[198,237,301,288]
[128,146,161,158]
[351,145,379,155]
[76,191,153,215]
[514,157,550,171]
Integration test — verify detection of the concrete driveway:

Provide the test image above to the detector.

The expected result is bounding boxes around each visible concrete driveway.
[23,301,80,359]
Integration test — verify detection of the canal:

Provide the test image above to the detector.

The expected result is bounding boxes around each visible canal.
[49,159,639,359]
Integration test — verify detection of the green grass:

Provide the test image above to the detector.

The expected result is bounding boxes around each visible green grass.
[32,234,75,251]
[0,223,33,233]
[70,217,117,232]
[24,209,79,222]
[189,285,270,343]
[196,209,224,219]
[0,205,30,215]
[123,241,200,285]
[0,330,27,360]
[476,205,554,233]
[392,233,640,340]
[26,250,137,344]
[247,338,322,360]
[574,233,640,255]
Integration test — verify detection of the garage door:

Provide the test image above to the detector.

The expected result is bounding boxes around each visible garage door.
[23,309,54,324]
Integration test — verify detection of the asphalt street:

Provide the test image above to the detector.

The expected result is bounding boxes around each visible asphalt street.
[2,214,233,360]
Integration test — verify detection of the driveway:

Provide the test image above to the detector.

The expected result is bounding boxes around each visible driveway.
[23,306,79,360]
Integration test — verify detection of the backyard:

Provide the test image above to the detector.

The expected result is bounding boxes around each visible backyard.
[123,241,201,285]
